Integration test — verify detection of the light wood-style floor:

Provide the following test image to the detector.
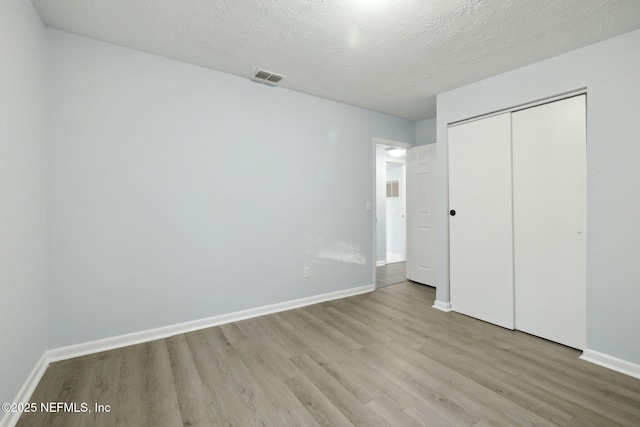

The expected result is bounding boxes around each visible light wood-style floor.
[376,262,407,288]
[18,282,640,426]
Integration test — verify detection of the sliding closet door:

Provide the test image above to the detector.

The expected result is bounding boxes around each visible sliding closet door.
[512,95,586,349]
[449,113,514,329]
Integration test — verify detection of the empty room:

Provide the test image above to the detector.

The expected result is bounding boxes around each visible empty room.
[2,0,640,426]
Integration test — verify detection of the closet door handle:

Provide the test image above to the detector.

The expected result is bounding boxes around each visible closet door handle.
[450,210,456,216]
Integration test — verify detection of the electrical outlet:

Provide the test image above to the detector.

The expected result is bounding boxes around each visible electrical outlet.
[304,267,311,278]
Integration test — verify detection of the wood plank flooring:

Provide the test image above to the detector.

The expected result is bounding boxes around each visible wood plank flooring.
[18,282,640,426]
[376,262,407,288]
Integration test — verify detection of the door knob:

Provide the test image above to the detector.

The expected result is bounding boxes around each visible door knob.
[450,210,456,216]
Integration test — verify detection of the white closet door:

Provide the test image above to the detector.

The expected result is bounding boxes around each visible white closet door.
[406,144,436,285]
[449,113,514,329]
[512,95,586,349]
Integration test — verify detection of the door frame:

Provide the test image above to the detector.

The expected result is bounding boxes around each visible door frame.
[372,137,412,288]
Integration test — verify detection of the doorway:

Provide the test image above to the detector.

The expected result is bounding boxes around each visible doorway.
[375,144,406,266]
[373,138,411,288]
[385,159,406,263]
[372,138,437,289]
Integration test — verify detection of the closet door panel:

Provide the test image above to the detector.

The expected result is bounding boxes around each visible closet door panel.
[449,113,514,329]
[512,95,586,349]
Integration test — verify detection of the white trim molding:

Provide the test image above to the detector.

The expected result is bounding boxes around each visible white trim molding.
[1,284,374,427]
[386,253,405,264]
[580,349,640,380]
[432,300,452,312]
[376,260,386,267]
[372,137,413,149]
[47,284,374,363]
[0,354,49,427]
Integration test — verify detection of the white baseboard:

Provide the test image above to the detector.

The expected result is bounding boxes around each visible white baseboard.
[386,253,405,264]
[0,353,49,427]
[47,284,375,363]
[376,260,386,267]
[580,349,640,379]
[432,300,452,312]
[1,284,374,427]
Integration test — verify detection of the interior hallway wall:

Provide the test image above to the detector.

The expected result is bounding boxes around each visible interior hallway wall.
[375,148,388,265]
[415,118,436,146]
[385,161,405,259]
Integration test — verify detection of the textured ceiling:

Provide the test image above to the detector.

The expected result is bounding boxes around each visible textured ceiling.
[31,0,640,121]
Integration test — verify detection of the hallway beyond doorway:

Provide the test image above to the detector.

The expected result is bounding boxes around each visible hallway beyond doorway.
[376,262,406,288]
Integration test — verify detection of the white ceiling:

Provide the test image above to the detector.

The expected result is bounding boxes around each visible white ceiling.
[31,0,640,121]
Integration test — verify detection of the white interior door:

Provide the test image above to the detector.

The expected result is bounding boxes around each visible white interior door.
[512,95,586,349]
[406,144,436,285]
[449,113,514,329]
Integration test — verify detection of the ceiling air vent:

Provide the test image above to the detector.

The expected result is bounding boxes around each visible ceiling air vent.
[251,69,286,86]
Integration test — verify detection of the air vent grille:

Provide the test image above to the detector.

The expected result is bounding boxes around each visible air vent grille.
[266,74,283,83]
[255,70,271,80]
[252,69,286,86]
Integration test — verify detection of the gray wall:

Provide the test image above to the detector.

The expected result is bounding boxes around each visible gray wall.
[0,0,48,411]
[437,29,640,364]
[47,29,415,348]
[415,118,437,145]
